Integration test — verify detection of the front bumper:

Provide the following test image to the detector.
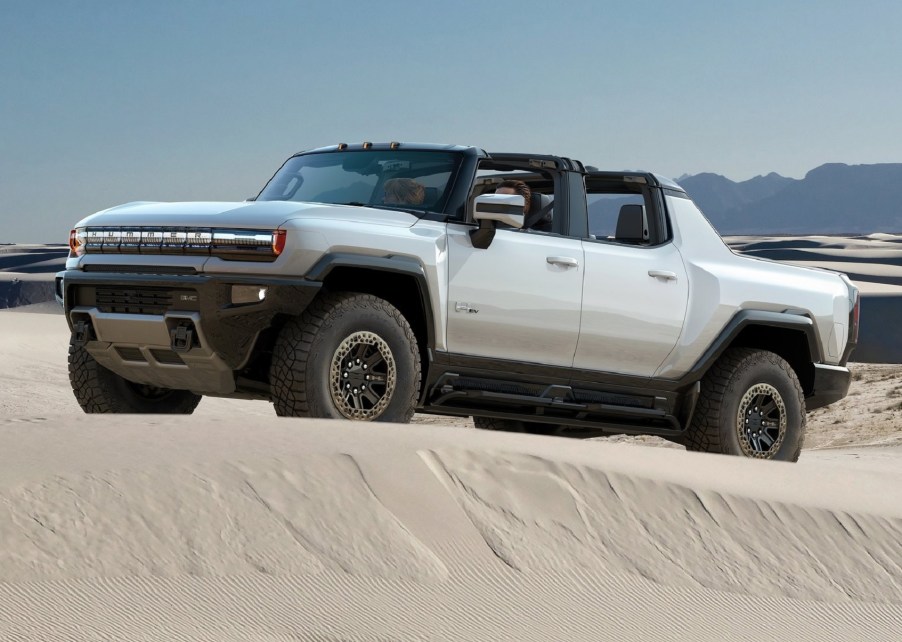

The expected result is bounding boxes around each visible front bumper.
[56,270,321,394]
[806,363,852,411]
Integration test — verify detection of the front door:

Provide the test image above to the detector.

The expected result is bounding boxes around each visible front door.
[445,226,584,368]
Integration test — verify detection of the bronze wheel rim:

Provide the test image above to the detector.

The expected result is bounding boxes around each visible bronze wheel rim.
[736,383,787,458]
[329,331,396,420]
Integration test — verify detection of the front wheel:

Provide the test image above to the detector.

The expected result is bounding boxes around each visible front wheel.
[270,292,420,422]
[68,339,202,414]
[682,348,806,461]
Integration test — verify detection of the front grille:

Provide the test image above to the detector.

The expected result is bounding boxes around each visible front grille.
[96,287,173,315]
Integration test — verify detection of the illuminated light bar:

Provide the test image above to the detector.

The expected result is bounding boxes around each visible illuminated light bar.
[212,229,274,246]
[161,229,188,254]
[99,228,123,253]
[119,227,143,253]
[186,229,213,252]
[85,228,105,253]
[212,229,276,258]
[139,228,164,254]
[76,227,285,262]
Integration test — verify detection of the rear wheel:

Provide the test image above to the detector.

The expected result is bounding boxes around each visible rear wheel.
[270,292,420,422]
[682,348,805,461]
[68,339,202,414]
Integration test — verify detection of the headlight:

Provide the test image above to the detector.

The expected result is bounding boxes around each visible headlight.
[68,228,86,257]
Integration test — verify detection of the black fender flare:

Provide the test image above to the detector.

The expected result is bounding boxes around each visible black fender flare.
[678,309,821,387]
[305,252,436,350]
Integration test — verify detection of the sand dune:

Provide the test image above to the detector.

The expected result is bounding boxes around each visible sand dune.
[1,311,902,640]
[1,417,901,640]
[1,234,901,638]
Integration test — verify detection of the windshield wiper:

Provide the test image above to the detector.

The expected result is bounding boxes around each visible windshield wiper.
[336,201,367,207]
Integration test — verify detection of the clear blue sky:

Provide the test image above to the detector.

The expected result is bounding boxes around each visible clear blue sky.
[2,0,901,242]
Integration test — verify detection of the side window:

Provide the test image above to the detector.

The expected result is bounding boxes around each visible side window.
[585,182,660,245]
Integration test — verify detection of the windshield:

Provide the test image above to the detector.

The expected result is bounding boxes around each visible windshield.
[256,150,462,214]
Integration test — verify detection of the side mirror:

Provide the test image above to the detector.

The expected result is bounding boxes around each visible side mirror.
[470,193,525,249]
[473,193,525,228]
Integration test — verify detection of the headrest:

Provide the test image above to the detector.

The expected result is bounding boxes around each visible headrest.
[422,186,439,205]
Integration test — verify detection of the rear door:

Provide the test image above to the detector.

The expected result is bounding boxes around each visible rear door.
[574,180,689,376]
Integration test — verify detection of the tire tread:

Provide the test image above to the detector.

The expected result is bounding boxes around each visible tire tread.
[68,340,201,414]
[682,347,805,461]
[270,292,420,421]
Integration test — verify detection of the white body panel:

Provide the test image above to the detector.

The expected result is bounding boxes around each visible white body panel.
[575,241,688,376]
[659,196,852,376]
[445,227,583,366]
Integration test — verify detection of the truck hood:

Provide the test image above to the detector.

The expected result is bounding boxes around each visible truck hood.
[75,201,419,229]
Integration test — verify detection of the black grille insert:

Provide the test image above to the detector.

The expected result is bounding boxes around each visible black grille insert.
[96,287,174,315]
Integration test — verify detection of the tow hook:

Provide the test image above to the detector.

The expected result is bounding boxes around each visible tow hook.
[73,319,95,345]
[170,322,196,353]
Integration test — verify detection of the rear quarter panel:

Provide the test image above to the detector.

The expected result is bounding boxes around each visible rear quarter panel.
[658,195,851,378]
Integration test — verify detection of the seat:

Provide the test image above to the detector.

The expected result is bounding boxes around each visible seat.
[615,204,647,243]
[524,193,554,231]
[422,186,439,206]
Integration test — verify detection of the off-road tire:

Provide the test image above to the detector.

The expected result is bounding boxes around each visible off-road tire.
[270,292,420,422]
[68,338,202,414]
[682,348,806,461]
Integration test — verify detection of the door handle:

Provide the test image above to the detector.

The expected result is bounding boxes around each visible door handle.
[547,256,579,268]
[648,270,677,281]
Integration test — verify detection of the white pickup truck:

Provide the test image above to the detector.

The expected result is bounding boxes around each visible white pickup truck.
[57,142,859,461]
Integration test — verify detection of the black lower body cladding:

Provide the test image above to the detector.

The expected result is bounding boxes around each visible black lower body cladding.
[57,270,321,369]
[805,364,852,411]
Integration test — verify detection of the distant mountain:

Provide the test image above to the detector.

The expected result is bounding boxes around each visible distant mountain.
[677,163,902,235]
[678,171,795,221]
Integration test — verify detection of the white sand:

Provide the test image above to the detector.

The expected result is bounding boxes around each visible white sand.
[1,311,901,640]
